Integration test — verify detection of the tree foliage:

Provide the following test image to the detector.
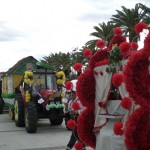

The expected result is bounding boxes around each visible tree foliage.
[41,3,150,80]
[111,3,150,42]
[85,21,114,50]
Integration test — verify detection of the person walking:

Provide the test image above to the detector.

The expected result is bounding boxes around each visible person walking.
[66,80,86,150]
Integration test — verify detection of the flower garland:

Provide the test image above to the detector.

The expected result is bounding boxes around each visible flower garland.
[25,90,31,103]
[24,71,33,85]
[123,50,150,108]
[124,107,150,150]
[77,105,96,149]
[123,27,150,149]
[76,69,95,107]
[55,71,66,85]
[89,48,109,69]
[24,71,33,102]
[46,103,65,110]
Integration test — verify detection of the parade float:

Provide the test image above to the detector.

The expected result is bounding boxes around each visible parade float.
[70,22,150,150]
[1,56,66,133]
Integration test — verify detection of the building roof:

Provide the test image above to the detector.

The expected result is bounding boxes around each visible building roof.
[6,56,37,74]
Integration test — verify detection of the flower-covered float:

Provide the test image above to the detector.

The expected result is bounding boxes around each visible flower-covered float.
[75,22,149,150]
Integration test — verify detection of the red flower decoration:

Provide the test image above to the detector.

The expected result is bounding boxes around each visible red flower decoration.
[76,69,95,107]
[113,122,124,136]
[131,42,138,50]
[74,142,83,150]
[121,97,132,110]
[95,58,109,67]
[67,119,77,130]
[77,105,96,149]
[123,50,150,108]
[65,81,73,90]
[94,71,98,75]
[114,27,122,35]
[83,49,92,58]
[125,108,150,150]
[98,101,105,107]
[135,22,148,34]
[108,35,126,50]
[72,101,80,110]
[119,42,131,54]
[96,40,106,48]
[99,71,103,76]
[89,49,109,69]
[74,63,82,71]
[112,73,124,87]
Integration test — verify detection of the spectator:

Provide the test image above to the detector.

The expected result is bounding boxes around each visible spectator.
[66,80,86,150]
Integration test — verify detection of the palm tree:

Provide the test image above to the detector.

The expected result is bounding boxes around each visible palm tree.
[111,3,150,42]
[42,52,71,72]
[138,3,150,26]
[42,49,86,80]
[85,21,114,50]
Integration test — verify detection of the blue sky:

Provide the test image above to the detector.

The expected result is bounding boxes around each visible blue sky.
[0,0,149,71]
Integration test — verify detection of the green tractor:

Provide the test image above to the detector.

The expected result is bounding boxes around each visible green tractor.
[14,62,65,133]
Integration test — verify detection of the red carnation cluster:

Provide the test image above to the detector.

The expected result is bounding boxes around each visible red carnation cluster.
[121,97,132,110]
[119,42,131,55]
[95,59,109,67]
[123,51,150,108]
[77,105,96,149]
[65,81,73,90]
[112,73,124,87]
[113,122,124,136]
[131,42,138,50]
[76,69,95,107]
[67,119,77,130]
[125,108,150,150]
[114,27,122,35]
[89,49,109,69]
[96,40,106,49]
[108,35,126,50]
[83,49,92,58]
[74,63,82,71]
[72,101,80,110]
[74,142,83,150]
[135,22,148,34]
[123,23,150,149]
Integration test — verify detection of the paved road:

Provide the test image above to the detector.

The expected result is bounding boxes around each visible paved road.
[0,113,93,150]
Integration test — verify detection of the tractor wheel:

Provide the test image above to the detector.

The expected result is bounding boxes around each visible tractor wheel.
[14,94,25,127]
[49,108,64,125]
[25,101,38,133]
[0,98,4,114]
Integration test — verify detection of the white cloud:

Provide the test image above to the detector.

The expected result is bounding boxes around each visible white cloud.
[0,0,149,71]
